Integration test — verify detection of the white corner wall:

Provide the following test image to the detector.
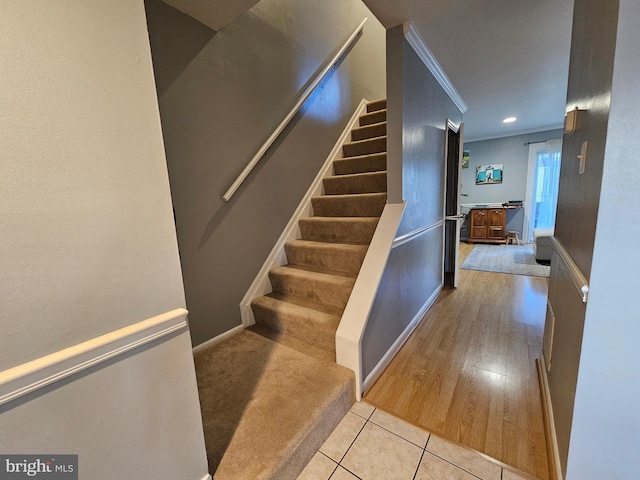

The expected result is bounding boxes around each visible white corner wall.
[0,1,208,478]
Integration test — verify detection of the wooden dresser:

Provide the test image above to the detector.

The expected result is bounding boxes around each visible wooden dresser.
[468,207,506,244]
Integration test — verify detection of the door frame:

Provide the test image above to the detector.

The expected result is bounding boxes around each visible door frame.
[443,120,464,287]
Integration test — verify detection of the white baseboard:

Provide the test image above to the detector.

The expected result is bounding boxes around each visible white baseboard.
[538,353,563,480]
[200,474,212,480]
[192,324,245,355]
[362,285,442,395]
[0,308,189,407]
[238,99,370,327]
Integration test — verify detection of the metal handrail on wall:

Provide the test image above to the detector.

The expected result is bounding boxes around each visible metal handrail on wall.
[222,17,368,202]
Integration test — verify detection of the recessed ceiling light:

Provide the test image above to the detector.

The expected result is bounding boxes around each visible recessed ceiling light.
[503,117,517,123]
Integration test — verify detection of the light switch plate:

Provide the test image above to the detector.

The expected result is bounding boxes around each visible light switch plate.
[578,141,587,174]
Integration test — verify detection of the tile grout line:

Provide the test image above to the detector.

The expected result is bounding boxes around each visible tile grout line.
[336,411,371,464]
[412,444,427,480]
[350,404,376,421]
[318,450,340,479]
[366,418,430,450]
[366,406,432,449]
[352,408,430,480]
[422,449,486,480]
[321,405,513,480]
[425,433,502,480]
[335,465,364,480]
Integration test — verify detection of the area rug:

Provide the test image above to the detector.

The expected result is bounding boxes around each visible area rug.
[461,244,550,277]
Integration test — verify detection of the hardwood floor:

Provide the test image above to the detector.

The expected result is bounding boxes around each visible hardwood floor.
[365,242,550,479]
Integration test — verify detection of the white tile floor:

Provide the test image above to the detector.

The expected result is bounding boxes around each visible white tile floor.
[298,402,534,480]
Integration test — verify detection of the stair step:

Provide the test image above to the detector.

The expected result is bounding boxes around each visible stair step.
[343,136,386,157]
[249,324,335,363]
[351,121,387,141]
[312,192,386,217]
[252,293,340,353]
[195,329,354,480]
[359,109,386,126]
[269,265,355,311]
[367,99,387,113]
[285,240,368,275]
[323,171,387,195]
[333,153,387,175]
[299,216,379,244]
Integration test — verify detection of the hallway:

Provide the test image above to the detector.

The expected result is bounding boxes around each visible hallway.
[365,243,549,479]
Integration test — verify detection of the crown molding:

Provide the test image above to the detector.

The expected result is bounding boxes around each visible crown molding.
[465,124,565,143]
[402,22,468,114]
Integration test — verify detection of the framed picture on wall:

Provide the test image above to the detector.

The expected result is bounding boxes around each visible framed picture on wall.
[462,150,470,169]
[476,164,503,184]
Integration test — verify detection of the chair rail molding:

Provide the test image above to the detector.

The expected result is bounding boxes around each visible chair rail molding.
[0,308,188,406]
[551,236,589,303]
[392,220,444,250]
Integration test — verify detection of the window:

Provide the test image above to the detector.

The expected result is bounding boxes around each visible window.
[523,139,562,242]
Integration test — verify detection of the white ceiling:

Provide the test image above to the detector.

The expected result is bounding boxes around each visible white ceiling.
[362,0,575,141]
[161,0,574,142]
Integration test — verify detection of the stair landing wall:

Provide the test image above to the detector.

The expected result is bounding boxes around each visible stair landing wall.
[360,25,464,384]
[146,0,387,345]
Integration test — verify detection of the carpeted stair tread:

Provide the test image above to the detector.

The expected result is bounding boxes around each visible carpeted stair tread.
[359,109,386,126]
[197,99,389,480]
[252,293,341,352]
[249,324,336,363]
[285,239,368,275]
[351,121,387,141]
[343,136,386,157]
[366,99,387,112]
[333,153,387,175]
[269,265,356,310]
[312,192,387,217]
[299,216,380,244]
[263,291,344,316]
[195,329,354,480]
[323,171,387,195]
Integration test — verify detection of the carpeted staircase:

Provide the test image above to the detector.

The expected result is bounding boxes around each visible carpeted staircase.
[251,98,387,360]
[195,99,387,480]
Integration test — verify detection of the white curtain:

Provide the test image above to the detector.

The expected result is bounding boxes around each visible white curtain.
[524,139,562,242]
[531,139,562,233]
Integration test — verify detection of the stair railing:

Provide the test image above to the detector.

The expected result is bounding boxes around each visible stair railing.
[222,17,368,202]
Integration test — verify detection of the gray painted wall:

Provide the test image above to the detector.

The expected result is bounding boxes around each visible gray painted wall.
[362,26,462,379]
[144,0,216,97]
[146,0,387,345]
[461,130,562,240]
[565,0,640,477]
[0,1,208,477]
[462,130,563,205]
[544,0,620,477]
[396,37,461,237]
[554,0,618,281]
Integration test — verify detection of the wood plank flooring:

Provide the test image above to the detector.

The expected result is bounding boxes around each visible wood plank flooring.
[365,243,550,479]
